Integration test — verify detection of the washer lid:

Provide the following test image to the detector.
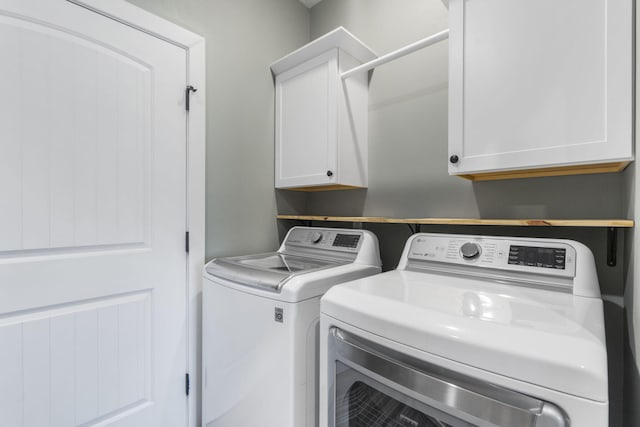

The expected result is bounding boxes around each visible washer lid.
[205,252,345,292]
[321,270,608,402]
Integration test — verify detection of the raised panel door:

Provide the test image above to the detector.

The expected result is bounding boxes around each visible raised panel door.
[448,0,633,177]
[275,50,338,188]
[0,1,189,426]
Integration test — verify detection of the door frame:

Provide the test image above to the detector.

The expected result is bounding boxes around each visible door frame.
[66,1,205,425]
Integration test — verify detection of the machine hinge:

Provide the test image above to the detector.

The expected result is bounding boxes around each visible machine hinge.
[185,231,190,253]
[185,373,190,396]
[185,85,197,111]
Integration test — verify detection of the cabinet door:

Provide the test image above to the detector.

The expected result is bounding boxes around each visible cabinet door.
[275,50,338,188]
[448,0,633,176]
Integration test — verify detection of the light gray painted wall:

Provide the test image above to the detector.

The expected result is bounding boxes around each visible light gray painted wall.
[305,0,625,286]
[623,162,636,427]
[126,0,309,260]
[123,1,309,423]
[622,7,639,427]
[122,1,631,424]
[303,1,628,425]
[309,0,626,218]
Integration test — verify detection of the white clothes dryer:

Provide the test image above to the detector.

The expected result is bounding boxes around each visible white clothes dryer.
[320,233,608,427]
[203,226,381,427]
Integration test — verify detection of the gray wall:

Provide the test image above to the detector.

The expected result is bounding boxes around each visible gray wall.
[622,6,640,427]
[123,1,310,423]
[123,0,632,424]
[126,0,310,260]
[301,0,627,288]
[301,0,628,425]
[305,0,625,266]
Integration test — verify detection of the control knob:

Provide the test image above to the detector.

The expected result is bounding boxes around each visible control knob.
[460,242,481,260]
[311,231,323,244]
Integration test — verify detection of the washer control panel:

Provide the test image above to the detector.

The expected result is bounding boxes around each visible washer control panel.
[407,235,576,278]
[284,228,363,252]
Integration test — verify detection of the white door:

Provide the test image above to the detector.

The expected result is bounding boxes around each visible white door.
[0,1,189,426]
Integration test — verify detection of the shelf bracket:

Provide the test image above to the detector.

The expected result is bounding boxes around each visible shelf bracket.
[607,227,617,267]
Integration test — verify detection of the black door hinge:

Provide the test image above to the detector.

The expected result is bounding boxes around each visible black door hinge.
[185,231,190,253]
[185,85,197,111]
[185,373,190,396]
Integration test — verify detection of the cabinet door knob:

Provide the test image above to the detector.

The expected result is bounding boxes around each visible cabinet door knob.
[327,170,334,177]
[449,155,459,164]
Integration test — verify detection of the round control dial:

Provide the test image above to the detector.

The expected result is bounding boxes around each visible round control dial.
[311,231,323,244]
[460,242,481,260]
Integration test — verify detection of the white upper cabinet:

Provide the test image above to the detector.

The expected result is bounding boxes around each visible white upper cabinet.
[448,0,633,180]
[271,28,376,190]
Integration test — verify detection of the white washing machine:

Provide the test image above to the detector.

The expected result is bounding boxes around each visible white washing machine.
[203,226,381,427]
[320,233,608,427]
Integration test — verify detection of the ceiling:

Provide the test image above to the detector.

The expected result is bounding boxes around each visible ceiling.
[298,0,323,8]
[299,0,449,10]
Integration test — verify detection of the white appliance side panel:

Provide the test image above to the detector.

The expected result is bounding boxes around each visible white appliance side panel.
[275,50,337,188]
[295,297,322,427]
[203,279,295,427]
[449,0,632,174]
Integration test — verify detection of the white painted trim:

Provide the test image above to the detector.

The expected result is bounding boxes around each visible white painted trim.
[270,26,376,75]
[67,0,202,48]
[185,38,206,427]
[66,2,206,426]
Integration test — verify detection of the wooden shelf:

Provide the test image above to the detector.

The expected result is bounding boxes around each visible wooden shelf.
[456,161,630,182]
[277,215,634,228]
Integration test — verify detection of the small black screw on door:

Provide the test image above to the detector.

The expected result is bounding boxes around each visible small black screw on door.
[326,170,334,177]
[449,155,459,164]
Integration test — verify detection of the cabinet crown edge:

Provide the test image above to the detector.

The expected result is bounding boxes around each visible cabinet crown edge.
[270,27,377,76]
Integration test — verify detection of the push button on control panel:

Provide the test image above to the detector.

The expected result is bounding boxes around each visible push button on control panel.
[553,249,567,269]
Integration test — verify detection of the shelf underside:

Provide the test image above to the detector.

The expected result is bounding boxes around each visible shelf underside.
[277,215,634,228]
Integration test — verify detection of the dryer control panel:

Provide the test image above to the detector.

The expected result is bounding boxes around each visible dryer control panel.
[406,235,577,279]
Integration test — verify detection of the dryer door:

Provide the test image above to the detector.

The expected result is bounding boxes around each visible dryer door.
[328,328,568,427]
